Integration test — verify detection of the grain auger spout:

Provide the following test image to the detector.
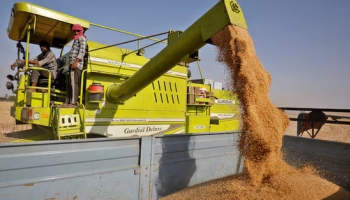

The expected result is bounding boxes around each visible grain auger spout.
[106,0,248,103]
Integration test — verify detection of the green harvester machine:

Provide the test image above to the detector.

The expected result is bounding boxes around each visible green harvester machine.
[6,0,247,142]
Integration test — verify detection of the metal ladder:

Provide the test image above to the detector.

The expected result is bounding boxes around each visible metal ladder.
[52,105,87,140]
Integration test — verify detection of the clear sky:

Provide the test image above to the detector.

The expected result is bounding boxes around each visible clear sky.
[0,0,349,109]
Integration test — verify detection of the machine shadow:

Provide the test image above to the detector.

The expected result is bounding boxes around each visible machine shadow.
[88,104,118,139]
[155,135,197,198]
[3,124,53,142]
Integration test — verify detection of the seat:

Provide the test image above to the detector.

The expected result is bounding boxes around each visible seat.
[37,77,56,90]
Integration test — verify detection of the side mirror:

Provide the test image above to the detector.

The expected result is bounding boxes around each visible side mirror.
[6,81,14,91]
[7,74,14,81]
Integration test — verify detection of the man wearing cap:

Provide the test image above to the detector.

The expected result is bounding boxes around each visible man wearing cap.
[11,40,57,93]
[63,24,88,107]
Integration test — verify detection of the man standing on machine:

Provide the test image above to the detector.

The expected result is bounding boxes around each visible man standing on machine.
[63,24,88,107]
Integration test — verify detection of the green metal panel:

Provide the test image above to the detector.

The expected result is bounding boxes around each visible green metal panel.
[210,89,239,115]
[225,0,248,29]
[210,89,239,132]
[210,119,239,132]
[14,75,26,106]
[186,116,210,133]
[13,107,51,127]
[26,92,48,107]
[86,41,187,114]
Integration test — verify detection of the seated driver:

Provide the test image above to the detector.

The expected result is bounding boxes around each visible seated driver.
[11,40,57,93]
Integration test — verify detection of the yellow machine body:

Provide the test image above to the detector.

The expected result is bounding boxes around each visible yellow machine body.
[6,0,247,142]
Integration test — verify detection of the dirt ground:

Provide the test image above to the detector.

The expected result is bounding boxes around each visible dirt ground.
[0,101,32,142]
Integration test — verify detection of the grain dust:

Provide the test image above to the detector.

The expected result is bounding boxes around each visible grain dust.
[162,25,350,199]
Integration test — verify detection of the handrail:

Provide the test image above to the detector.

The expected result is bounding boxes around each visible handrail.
[90,22,167,44]
[79,69,87,105]
[24,66,52,107]
[79,103,87,139]
[23,24,31,106]
[13,69,25,80]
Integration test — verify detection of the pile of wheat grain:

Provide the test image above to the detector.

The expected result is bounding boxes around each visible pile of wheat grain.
[162,25,350,200]
[163,168,350,200]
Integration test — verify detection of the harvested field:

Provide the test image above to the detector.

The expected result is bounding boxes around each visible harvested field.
[0,102,32,142]
[285,115,350,143]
